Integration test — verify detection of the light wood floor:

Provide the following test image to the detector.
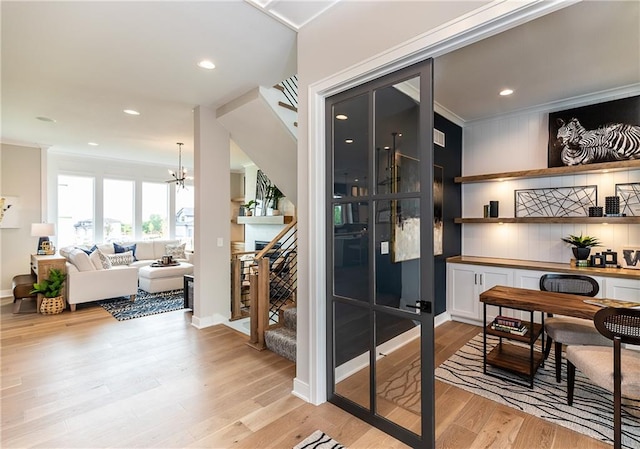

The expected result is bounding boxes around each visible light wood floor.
[1,298,610,448]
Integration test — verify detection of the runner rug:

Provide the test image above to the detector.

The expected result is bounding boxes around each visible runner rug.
[98,288,185,321]
[293,430,345,449]
[427,333,640,449]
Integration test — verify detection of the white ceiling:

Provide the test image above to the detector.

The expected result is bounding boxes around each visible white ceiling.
[2,1,638,170]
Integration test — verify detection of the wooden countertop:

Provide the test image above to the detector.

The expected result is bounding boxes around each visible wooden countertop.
[447,255,640,281]
[479,285,602,320]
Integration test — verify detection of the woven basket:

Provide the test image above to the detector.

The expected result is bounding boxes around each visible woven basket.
[40,296,65,314]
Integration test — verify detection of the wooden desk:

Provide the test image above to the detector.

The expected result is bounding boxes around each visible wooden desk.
[479,285,603,387]
[480,285,602,319]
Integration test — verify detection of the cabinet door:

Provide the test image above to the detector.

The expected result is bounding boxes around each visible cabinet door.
[606,278,640,302]
[448,264,480,322]
[479,267,515,322]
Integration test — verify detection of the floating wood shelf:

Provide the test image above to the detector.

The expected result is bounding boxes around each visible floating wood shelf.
[454,217,640,224]
[236,216,293,225]
[455,160,640,184]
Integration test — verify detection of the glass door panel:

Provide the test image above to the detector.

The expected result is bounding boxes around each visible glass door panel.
[375,199,421,312]
[333,201,369,302]
[334,301,371,410]
[375,310,421,436]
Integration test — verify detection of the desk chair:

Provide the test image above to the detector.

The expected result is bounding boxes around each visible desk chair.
[541,274,611,382]
[566,307,640,449]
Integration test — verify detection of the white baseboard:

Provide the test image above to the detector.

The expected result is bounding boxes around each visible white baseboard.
[191,313,227,329]
[292,377,312,403]
[435,311,452,327]
[1,289,12,299]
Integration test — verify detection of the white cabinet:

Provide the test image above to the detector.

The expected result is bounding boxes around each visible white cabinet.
[605,278,640,302]
[447,263,513,324]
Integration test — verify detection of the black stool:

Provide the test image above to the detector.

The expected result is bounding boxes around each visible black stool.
[12,274,37,313]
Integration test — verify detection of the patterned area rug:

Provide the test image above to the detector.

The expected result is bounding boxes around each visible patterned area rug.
[293,430,345,449]
[98,288,185,321]
[431,333,640,449]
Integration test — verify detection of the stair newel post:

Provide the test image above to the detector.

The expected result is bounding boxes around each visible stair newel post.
[230,255,242,320]
[248,272,259,347]
[256,257,271,350]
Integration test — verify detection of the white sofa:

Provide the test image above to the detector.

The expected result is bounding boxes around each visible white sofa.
[61,240,193,310]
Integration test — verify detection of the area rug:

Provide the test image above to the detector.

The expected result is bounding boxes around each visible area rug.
[98,288,185,321]
[430,333,640,449]
[293,430,345,449]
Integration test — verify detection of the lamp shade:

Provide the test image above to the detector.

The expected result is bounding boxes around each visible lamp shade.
[31,223,55,237]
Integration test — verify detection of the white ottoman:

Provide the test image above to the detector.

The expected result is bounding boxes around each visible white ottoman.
[138,262,194,293]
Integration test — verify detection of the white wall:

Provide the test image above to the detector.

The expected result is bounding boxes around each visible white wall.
[0,144,43,295]
[462,102,640,262]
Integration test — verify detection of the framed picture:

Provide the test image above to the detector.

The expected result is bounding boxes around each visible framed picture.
[0,195,20,228]
[620,247,640,270]
[547,95,640,168]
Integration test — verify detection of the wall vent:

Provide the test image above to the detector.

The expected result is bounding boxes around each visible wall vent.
[434,128,445,147]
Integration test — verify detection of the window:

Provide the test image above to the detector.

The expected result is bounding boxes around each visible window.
[103,179,134,242]
[142,182,169,240]
[58,175,94,247]
[176,187,194,250]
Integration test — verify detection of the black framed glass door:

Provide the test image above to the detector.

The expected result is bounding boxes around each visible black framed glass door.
[326,59,435,448]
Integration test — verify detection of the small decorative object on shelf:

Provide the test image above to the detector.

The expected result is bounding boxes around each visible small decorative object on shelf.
[588,206,603,217]
[620,247,640,270]
[561,233,601,261]
[605,196,620,215]
[483,205,490,218]
[590,253,606,268]
[489,201,499,218]
[491,316,528,336]
[241,200,257,217]
[616,182,640,216]
[603,249,618,267]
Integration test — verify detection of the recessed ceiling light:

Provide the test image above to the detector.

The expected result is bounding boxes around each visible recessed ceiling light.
[336,114,348,120]
[88,142,99,146]
[500,89,514,96]
[345,139,354,144]
[36,116,56,122]
[383,146,390,150]
[123,109,140,115]
[197,60,216,70]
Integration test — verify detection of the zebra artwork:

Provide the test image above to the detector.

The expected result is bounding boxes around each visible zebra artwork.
[556,118,640,166]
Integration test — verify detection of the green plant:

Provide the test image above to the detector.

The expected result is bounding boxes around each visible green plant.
[561,233,601,248]
[242,200,257,211]
[30,268,66,298]
[267,185,284,210]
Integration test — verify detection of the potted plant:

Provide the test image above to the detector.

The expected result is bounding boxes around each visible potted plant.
[267,185,285,216]
[241,200,257,216]
[31,268,67,314]
[561,233,602,260]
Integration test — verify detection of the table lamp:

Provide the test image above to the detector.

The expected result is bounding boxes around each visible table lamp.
[31,223,55,254]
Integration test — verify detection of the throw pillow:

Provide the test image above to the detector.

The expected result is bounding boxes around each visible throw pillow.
[89,249,104,270]
[165,242,186,259]
[114,243,137,261]
[96,249,112,269]
[106,250,134,266]
[68,248,95,272]
[78,244,98,255]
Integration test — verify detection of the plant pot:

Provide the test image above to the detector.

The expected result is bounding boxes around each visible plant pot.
[572,247,591,260]
[270,209,281,216]
[40,295,65,314]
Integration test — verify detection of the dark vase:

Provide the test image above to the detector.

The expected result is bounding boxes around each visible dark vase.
[572,247,591,260]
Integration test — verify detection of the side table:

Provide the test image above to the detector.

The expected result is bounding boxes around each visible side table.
[30,254,66,313]
[183,275,194,311]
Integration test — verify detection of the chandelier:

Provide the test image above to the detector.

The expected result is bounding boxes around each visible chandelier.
[166,142,192,188]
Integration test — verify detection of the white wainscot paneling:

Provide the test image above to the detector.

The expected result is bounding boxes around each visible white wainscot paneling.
[605,278,640,302]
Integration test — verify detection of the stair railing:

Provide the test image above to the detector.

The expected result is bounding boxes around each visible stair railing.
[247,218,297,350]
[275,74,298,111]
[230,250,259,321]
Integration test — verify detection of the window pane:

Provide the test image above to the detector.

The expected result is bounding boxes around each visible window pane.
[58,175,94,247]
[103,179,134,242]
[333,94,369,198]
[176,187,194,250]
[142,182,169,240]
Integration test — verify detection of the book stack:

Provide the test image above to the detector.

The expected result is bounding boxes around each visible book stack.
[491,315,528,336]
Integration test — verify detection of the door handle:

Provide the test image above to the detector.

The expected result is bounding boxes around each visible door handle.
[407,300,432,313]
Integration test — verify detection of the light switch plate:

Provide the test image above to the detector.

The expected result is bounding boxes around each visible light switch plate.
[381,241,389,254]
[217,237,223,247]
